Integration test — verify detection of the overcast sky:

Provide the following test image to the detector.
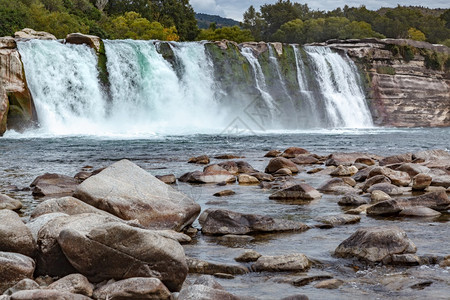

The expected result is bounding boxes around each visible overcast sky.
[190,0,450,21]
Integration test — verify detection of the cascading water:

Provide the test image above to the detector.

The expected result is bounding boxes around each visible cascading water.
[16,39,373,136]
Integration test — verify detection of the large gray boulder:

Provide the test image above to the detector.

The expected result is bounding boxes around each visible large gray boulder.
[92,277,171,300]
[199,208,309,235]
[73,159,200,231]
[0,252,35,294]
[269,183,322,200]
[0,193,22,210]
[30,173,79,197]
[252,253,310,272]
[335,226,416,263]
[58,221,188,292]
[9,289,90,300]
[186,257,249,275]
[47,274,94,297]
[0,210,35,257]
[367,167,411,187]
[265,157,299,174]
[178,275,239,300]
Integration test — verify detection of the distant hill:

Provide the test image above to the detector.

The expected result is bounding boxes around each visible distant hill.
[195,13,240,29]
[377,6,447,17]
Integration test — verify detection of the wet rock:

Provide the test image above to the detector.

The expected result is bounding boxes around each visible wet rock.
[370,190,391,203]
[412,173,432,190]
[155,230,192,244]
[57,219,188,291]
[269,184,322,200]
[280,295,309,300]
[238,174,259,184]
[235,250,262,262]
[188,155,210,164]
[352,166,377,182]
[362,175,391,192]
[387,254,421,266]
[218,234,254,244]
[330,165,358,176]
[214,154,243,159]
[439,256,450,267]
[396,163,431,177]
[180,170,236,184]
[368,167,411,187]
[325,152,371,166]
[335,226,417,263]
[338,194,369,206]
[214,162,238,174]
[252,253,310,272]
[47,274,93,297]
[399,206,441,217]
[213,190,235,197]
[15,28,56,40]
[3,279,39,296]
[264,150,281,157]
[30,196,119,220]
[30,173,79,197]
[307,167,323,174]
[281,147,309,158]
[178,275,239,300]
[315,214,360,228]
[273,168,293,176]
[342,177,356,187]
[74,171,92,183]
[429,169,450,188]
[265,157,299,174]
[314,279,344,289]
[65,33,102,53]
[250,172,274,182]
[355,157,375,166]
[367,191,450,215]
[317,178,357,194]
[379,153,412,166]
[155,174,176,184]
[290,154,320,164]
[186,257,249,275]
[92,277,171,300]
[199,208,309,235]
[0,194,22,211]
[346,204,371,215]
[0,210,35,257]
[0,252,35,294]
[8,289,90,299]
[235,161,258,173]
[412,149,450,162]
[73,159,200,230]
[367,183,403,195]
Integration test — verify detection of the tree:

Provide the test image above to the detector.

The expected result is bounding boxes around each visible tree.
[272,19,304,43]
[0,0,29,36]
[339,21,385,39]
[242,5,266,41]
[197,26,254,43]
[407,27,426,41]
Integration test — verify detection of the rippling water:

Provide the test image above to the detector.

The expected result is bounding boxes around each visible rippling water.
[1,127,449,299]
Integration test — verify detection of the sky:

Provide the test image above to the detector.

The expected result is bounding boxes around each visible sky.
[190,0,450,21]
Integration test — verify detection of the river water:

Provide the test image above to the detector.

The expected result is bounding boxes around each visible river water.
[1,127,449,299]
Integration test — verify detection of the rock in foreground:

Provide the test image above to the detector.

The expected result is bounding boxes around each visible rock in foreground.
[73,159,200,231]
[335,226,416,263]
[0,210,35,257]
[92,277,171,300]
[269,184,322,200]
[252,253,310,272]
[0,252,35,294]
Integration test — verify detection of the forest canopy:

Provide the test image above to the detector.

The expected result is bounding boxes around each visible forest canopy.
[0,0,449,46]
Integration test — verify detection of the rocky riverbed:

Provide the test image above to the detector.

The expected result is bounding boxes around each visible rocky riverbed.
[0,141,449,299]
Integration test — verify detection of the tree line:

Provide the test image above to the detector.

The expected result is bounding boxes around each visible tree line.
[0,0,449,46]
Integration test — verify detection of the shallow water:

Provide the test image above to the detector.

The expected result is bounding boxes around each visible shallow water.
[0,127,449,299]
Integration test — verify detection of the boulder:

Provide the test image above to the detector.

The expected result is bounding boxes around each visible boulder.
[0,83,7,135]
[92,278,171,300]
[0,252,35,294]
[155,174,176,184]
[3,279,39,296]
[352,166,377,182]
[342,177,356,187]
[0,36,16,49]
[47,274,93,297]
[367,183,403,196]
[429,169,450,188]
[355,157,375,166]
[235,161,258,173]
[214,162,238,174]
[199,208,309,235]
[26,212,68,243]
[179,170,236,184]
[317,178,356,194]
[265,157,299,174]
[58,220,188,291]
[214,154,243,159]
[250,172,274,182]
[234,250,262,262]
[315,214,360,228]
[65,33,102,53]
[290,154,320,165]
[330,165,358,176]
[379,153,412,166]
[178,275,239,300]
[30,173,79,197]
[73,159,200,230]
[30,196,120,220]
[362,175,391,192]
[264,150,281,157]
[269,184,322,200]
[238,174,259,184]
[370,190,391,203]
[280,295,309,300]
[9,290,90,300]
[188,155,210,164]
[213,190,235,197]
[346,204,372,215]
[325,153,371,166]
[412,173,432,190]
[0,210,35,257]
[281,147,309,158]
[399,206,441,217]
[335,226,416,263]
[396,163,431,177]
[252,253,310,272]
[412,149,450,162]
[338,194,369,206]
[274,168,293,176]
[14,28,56,40]
[314,279,344,289]
[186,257,249,275]
[368,167,411,187]
[0,193,22,210]
[217,234,254,244]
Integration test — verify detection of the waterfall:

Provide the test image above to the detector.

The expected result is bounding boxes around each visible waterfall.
[16,39,373,136]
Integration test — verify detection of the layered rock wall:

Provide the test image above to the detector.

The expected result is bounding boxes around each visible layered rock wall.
[327,39,450,127]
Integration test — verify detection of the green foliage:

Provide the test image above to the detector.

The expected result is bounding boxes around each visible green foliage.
[197,26,254,43]
[421,49,449,71]
[376,66,396,75]
[0,0,29,36]
[387,44,415,62]
[407,27,426,41]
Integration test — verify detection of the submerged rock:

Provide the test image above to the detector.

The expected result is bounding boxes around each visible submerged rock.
[30,173,79,197]
[338,194,369,206]
[315,214,360,228]
[314,279,344,289]
[0,193,22,210]
[399,206,441,217]
[335,226,416,263]
[92,278,171,300]
[235,250,262,262]
[213,190,235,197]
[188,155,210,164]
[186,257,249,275]
[199,208,309,235]
[269,183,322,200]
[0,210,35,257]
[73,159,200,230]
[0,252,35,294]
[252,253,310,272]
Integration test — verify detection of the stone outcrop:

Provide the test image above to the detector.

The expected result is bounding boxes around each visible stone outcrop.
[327,39,450,127]
[15,28,56,40]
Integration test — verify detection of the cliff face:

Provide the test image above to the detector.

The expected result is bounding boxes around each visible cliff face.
[327,39,450,127]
